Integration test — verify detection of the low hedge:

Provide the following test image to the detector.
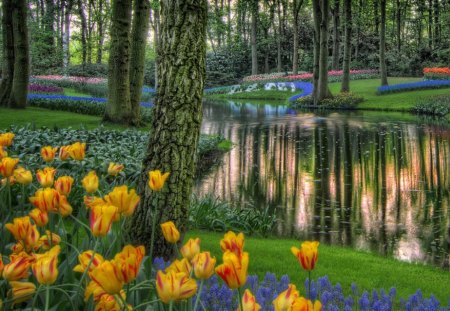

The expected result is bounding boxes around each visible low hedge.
[411,95,450,116]
[290,93,365,110]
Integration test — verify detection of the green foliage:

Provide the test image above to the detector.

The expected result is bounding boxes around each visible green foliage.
[412,95,450,116]
[290,93,365,110]
[188,195,276,236]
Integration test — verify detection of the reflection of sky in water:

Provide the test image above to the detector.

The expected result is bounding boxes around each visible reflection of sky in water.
[198,100,450,267]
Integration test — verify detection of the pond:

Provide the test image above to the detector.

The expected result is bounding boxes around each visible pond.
[196,99,450,268]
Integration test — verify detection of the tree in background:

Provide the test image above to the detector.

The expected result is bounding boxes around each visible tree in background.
[0,0,29,109]
[341,0,351,92]
[129,0,208,259]
[292,0,304,75]
[379,0,388,86]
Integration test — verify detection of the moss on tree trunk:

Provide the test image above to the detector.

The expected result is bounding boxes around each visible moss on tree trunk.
[128,0,207,260]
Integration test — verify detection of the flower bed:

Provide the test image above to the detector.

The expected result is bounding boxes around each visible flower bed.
[377,80,450,95]
[28,83,64,94]
[242,70,378,83]
[423,67,450,80]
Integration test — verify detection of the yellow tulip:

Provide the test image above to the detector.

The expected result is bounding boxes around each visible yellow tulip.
[73,250,105,274]
[29,208,49,227]
[148,170,170,191]
[215,251,249,289]
[29,187,60,213]
[0,146,7,159]
[13,167,33,185]
[103,185,140,217]
[291,297,322,311]
[84,195,105,209]
[82,171,99,193]
[2,255,32,281]
[40,146,58,162]
[113,245,145,284]
[94,293,131,311]
[291,241,319,272]
[5,216,33,241]
[59,145,71,161]
[0,157,19,178]
[68,142,86,160]
[32,245,60,285]
[39,231,61,250]
[36,167,57,187]
[220,231,245,257]
[165,258,192,275]
[0,132,14,147]
[84,280,107,302]
[156,270,197,303]
[160,221,180,244]
[89,260,124,295]
[180,238,201,261]
[89,204,118,237]
[192,251,216,279]
[238,289,261,311]
[54,175,74,196]
[58,195,73,217]
[272,284,300,311]
[107,162,124,176]
[9,281,36,305]
[84,282,129,310]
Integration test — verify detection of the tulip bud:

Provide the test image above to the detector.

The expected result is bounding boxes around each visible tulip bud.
[165,258,192,275]
[9,281,36,305]
[29,188,60,213]
[58,195,73,217]
[103,185,140,217]
[107,162,124,176]
[2,255,32,281]
[73,250,105,274]
[89,204,118,237]
[68,142,86,160]
[272,284,300,311]
[36,167,57,187]
[0,132,14,147]
[113,245,145,284]
[220,231,245,257]
[192,251,216,280]
[39,231,61,250]
[148,170,170,191]
[238,289,261,311]
[59,145,70,160]
[40,146,58,162]
[89,260,124,295]
[156,270,197,303]
[215,251,249,289]
[160,221,180,244]
[82,171,98,193]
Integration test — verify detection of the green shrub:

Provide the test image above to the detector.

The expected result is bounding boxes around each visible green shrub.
[290,93,364,110]
[411,95,450,116]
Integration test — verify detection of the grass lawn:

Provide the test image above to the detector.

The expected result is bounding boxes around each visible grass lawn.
[187,230,450,305]
[63,87,93,97]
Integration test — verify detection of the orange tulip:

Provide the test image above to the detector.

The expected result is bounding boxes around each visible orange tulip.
[9,281,36,305]
[82,171,99,193]
[148,170,170,191]
[89,204,118,237]
[192,251,216,279]
[165,258,192,275]
[58,195,73,217]
[2,255,32,281]
[156,270,197,303]
[160,221,180,244]
[90,260,124,295]
[113,245,145,283]
[0,146,7,159]
[103,185,140,217]
[54,176,74,196]
[29,187,60,213]
[39,231,61,250]
[180,238,201,261]
[0,132,14,147]
[272,284,300,311]
[32,245,60,285]
[215,251,249,289]
[220,231,245,257]
[13,167,33,185]
[59,145,71,160]
[237,289,261,311]
[74,250,105,273]
[29,208,49,227]
[36,167,57,187]
[0,157,19,178]
[291,297,322,311]
[291,241,319,271]
[40,146,58,162]
[68,142,86,160]
[107,162,124,176]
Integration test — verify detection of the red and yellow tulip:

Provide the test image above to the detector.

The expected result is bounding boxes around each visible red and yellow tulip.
[39,231,61,250]
[180,238,201,261]
[5,216,34,242]
[29,187,60,213]
[0,132,14,147]
[148,170,170,191]
[238,289,261,311]
[107,162,124,176]
[68,142,86,160]
[165,258,192,275]
[29,208,49,227]
[220,231,245,257]
[160,221,180,244]
[82,171,99,193]
[215,251,249,289]
[89,204,118,237]
[59,145,71,161]
[58,195,73,217]
[0,146,7,159]
[156,270,197,303]
[0,157,19,178]
[89,260,124,295]
[73,250,105,274]
[2,255,32,281]
[291,241,319,272]
[272,284,300,311]
[291,297,322,311]
[192,251,216,280]
[40,146,58,162]
[13,167,32,185]
[103,185,140,217]
[54,176,74,196]
[113,245,145,283]
[32,245,60,285]
[36,167,57,187]
[9,281,36,305]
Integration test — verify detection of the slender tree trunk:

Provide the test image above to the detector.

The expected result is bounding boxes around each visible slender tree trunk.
[129,0,207,260]
[332,0,340,70]
[63,0,72,72]
[341,0,351,92]
[105,0,133,123]
[0,0,14,106]
[153,7,160,91]
[312,0,320,102]
[433,0,440,46]
[227,0,232,44]
[317,0,330,101]
[292,0,303,74]
[129,0,150,125]
[87,0,93,64]
[277,0,282,72]
[96,0,104,64]
[10,0,29,109]
[78,0,87,65]
[428,0,433,48]
[251,0,258,75]
[373,0,379,37]
[396,0,401,51]
[380,0,388,86]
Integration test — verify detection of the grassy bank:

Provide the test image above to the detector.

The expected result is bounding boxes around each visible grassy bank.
[186,230,450,304]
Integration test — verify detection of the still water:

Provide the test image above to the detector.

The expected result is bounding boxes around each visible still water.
[196,99,450,268]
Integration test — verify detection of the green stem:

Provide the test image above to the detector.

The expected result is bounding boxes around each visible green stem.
[45,285,50,311]
[74,239,99,308]
[193,280,204,311]
[169,300,174,311]
[308,270,311,299]
[6,178,12,219]
[237,287,244,311]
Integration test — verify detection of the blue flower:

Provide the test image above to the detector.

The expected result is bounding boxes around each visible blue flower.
[377,80,450,94]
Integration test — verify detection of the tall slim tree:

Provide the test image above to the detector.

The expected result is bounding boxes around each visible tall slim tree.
[380,0,388,86]
[331,0,340,70]
[251,0,258,75]
[129,0,208,259]
[292,0,304,74]
[341,0,351,92]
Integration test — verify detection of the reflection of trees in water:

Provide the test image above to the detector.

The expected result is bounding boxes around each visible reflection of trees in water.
[197,116,450,267]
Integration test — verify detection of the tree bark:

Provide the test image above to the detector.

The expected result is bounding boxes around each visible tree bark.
[251,0,258,75]
[331,0,340,70]
[129,0,207,260]
[129,0,150,125]
[292,0,303,74]
[341,0,351,92]
[0,0,14,107]
[63,0,73,71]
[380,0,388,86]
[105,0,133,123]
[96,0,104,64]
[312,0,320,102]
[277,0,282,72]
[78,0,87,65]
[317,0,330,101]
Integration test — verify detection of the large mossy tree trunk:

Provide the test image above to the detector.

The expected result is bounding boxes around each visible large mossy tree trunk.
[0,0,14,107]
[105,0,133,124]
[129,0,207,260]
[10,0,29,109]
[129,0,150,125]
[340,0,351,92]
[380,0,388,86]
